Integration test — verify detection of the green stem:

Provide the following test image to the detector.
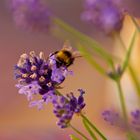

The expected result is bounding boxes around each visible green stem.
[53,18,114,67]
[116,79,128,122]
[83,119,98,140]
[122,31,137,72]
[115,33,140,99]
[70,134,80,140]
[81,114,107,140]
[131,16,140,32]
[70,124,90,140]
[55,89,63,96]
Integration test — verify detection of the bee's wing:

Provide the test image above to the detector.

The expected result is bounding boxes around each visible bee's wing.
[62,40,72,51]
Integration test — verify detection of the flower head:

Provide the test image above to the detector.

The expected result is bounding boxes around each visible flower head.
[53,89,86,128]
[81,0,124,34]
[15,50,72,109]
[10,0,51,32]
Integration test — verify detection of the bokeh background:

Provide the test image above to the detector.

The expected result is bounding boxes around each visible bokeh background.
[0,0,140,140]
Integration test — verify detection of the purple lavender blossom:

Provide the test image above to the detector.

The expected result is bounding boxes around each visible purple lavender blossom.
[131,110,140,131]
[15,50,71,109]
[10,0,51,32]
[16,81,41,101]
[81,0,124,34]
[102,110,126,128]
[68,89,86,113]
[53,96,74,128]
[51,68,65,84]
[53,89,86,128]
[29,90,58,110]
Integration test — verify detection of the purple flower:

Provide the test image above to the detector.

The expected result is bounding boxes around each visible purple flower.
[102,110,126,128]
[81,0,124,34]
[15,50,71,109]
[29,99,44,110]
[29,90,57,110]
[68,89,86,113]
[131,110,140,131]
[53,96,74,128]
[51,68,66,84]
[16,81,41,101]
[53,89,86,128]
[10,0,51,32]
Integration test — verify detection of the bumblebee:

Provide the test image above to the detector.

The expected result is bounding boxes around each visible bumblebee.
[50,42,81,67]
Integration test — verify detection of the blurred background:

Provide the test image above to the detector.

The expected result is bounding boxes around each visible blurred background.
[0,0,140,140]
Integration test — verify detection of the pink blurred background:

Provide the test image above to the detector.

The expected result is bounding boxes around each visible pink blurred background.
[0,0,140,140]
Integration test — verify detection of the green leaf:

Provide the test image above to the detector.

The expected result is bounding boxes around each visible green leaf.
[70,124,90,140]
[77,44,106,76]
[81,114,107,140]
[131,16,140,32]
[69,134,80,140]
[122,30,137,72]
[83,119,98,140]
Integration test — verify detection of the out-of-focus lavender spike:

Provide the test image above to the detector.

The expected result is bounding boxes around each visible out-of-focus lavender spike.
[81,0,124,34]
[131,110,140,131]
[102,110,126,128]
[9,0,52,32]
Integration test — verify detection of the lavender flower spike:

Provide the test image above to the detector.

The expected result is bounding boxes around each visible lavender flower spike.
[102,110,126,128]
[53,96,74,128]
[10,0,51,32]
[81,0,124,34]
[53,89,86,128]
[15,49,72,109]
